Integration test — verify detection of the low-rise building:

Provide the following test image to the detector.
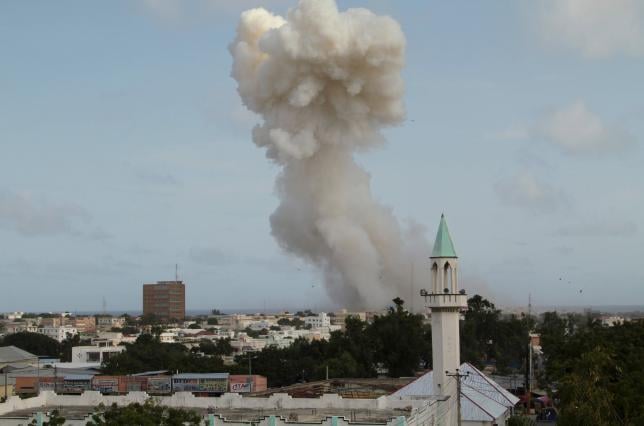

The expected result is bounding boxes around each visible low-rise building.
[70,346,125,364]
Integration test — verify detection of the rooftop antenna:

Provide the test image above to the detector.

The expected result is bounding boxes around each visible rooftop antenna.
[175,263,179,283]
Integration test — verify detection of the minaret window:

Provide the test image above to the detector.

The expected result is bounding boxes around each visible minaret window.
[431,262,438,293]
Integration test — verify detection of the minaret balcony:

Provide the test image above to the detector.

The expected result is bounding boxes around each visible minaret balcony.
[420,290,468,310]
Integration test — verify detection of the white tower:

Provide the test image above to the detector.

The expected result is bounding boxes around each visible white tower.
[422,214,467,426]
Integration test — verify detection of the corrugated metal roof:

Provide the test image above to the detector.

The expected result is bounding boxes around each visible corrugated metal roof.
[172,373,229,380]
[64,374,95,381]
[392,362,519,422]
[130,370,169,377]
[0,346,38,363]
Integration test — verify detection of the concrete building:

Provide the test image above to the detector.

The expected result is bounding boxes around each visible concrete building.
[304,312,330,328]
[70,346,125,364]
[71,316,97,334]
[142,281,186,320]
[96,316,126,331]
[38,326,78,342]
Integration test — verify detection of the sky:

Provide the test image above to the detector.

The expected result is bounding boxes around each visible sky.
[1,0,643,313]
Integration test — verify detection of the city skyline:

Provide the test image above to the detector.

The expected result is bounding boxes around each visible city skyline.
[1,0,643,311]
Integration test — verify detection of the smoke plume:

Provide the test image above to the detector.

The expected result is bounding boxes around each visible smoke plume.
[230,0,429,309]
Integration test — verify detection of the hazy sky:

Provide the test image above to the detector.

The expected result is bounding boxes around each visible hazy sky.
[1,0,643,313]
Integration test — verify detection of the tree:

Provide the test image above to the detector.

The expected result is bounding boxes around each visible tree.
[556,346,620,425]
[368,298,431,377]
[140,313,161,326]
[86,401,201,426]
[539,318,644,424]
[102,334,225,375]
[195,339,233,357]
[1,332,61,357]
[121,326,139,335]
[207,318,218,326]
[243,327,262,338]
[187,323,201,329]
[29,409,65,426]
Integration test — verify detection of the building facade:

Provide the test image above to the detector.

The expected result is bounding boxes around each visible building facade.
[142,281,185,320]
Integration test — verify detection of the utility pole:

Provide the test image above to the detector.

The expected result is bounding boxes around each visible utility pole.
[247,351,253,392]
[446,368,468,426]
[527,293,533,414]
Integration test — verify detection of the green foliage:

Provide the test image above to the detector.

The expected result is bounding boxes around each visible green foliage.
[187,323,202,329]
[121,326,139,335]
[233,298,431,386]
[460,295,531,372]
[1,331,61,357]
[368,297,431,377]
[540,317,644,425]
[194,339,233,357]
[507,416,536,426]
[206,318,218,325]
[139,314,161,326]
[29,409,66,426]
[277,317,305,329]
[101,334,224,375]
[243,327,262,338]
[86,401,201,426]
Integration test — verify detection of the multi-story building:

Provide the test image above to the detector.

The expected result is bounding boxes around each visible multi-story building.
[39,325,78,342]
[143,281,186,320]
[304,312,330,328]
[71,316,97,333]
[96,316,126,331]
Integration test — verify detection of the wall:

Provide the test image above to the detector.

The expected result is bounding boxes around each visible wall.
[0,391,440,418]
[0,412,417,426]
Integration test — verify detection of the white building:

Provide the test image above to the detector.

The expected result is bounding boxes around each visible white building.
[393,362,520,425]
[159,331,178,343]
[96,316,126,330]
[70,345,125,363]
[38,326,78,342]
[304,312,330,328]
[600,315,625,327]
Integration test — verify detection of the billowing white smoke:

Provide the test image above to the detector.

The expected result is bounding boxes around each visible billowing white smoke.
[230,0,429,309]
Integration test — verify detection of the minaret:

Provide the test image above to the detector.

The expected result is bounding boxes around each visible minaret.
[421,214,467,426]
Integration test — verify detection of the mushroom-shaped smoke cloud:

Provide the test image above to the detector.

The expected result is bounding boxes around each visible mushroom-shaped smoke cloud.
[230,0,429,309]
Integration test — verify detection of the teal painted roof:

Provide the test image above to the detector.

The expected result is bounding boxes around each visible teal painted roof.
[431,214,457,258]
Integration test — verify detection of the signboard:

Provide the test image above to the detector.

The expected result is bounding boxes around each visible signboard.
[230,382,251,393]
[94,379,119,394]
[147,377,171,394]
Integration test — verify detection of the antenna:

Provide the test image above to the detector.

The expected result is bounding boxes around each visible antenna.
[175,263,179,283]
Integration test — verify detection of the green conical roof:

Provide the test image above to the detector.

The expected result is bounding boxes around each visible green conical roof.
[431,214,457,258]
